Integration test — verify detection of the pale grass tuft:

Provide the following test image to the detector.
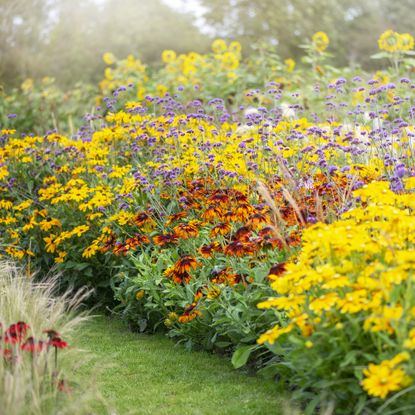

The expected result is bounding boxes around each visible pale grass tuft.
[281,187,306,226]
[274,153,297,191]
[256,181,289,249]
[0,262,110,415]
[315,191,324,223]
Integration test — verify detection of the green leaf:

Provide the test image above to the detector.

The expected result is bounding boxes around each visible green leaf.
[214,341,232,348]
[74,262,90,271]
[354,395,367,414]
[256,364,280,379]
[340,350,357,368]
[304,396,322,415]
[231,345,254,369]
[370,52,390,59]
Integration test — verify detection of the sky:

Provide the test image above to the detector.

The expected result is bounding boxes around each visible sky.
[162,0,213,34]
[94,0,212,34]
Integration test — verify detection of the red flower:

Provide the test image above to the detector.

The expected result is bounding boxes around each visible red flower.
[21,337,46,353]
[133,211,151,227]
[233,192,248,203]
[210,268,248,286]
[202,205,223,221]
[101,233,116,253]
[43,329,60,339]
[173,255,199,273]
[247,211,271,229]
[232,203,254,221]
[57,379,72,393]
[268,262,287,279]
[2,348,12,361]
[125,234,150,249]
[7,322,30,335]
[224,241,256,257]
[173,221,200,239]
[178,303,202,323]
[164,267,191,284]
[208,191,229,205]
[232,226,251,242]
[209,222,231,237]
[198,242,222,257]
[113,242,128,256]
[49,337,68,349]
[165,211,187,225]
[153,233,179,246]
[5,322,30,344]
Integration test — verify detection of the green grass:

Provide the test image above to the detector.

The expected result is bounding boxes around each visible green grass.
[76,316,289,415]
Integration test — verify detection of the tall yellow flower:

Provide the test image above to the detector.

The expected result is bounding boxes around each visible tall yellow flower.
[102,52,115,65]
[362,353,411,399]
[400,33,414,51]
[284,58,296,72]
[222,52,239,70]
[211,39,227,54]
[361,361,411,399]
[21,78,34,92]
[312,32,329,52]
[161,50,177,64]
[378,30,402,52]
[228,41,242,57]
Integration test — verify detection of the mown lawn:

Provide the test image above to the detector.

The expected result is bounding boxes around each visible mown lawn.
[77,316,290,415]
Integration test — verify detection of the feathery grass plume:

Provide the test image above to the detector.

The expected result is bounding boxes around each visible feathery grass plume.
[274,152,298,191]
[256,181,289,249]
[274,152,309,219]
[0,262,110,415]
[315,191,324,223]
[281,187,306,226]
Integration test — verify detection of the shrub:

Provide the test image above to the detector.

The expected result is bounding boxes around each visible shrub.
[258,180,415,414]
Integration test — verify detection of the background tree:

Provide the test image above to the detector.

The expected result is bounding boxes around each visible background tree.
[0,0,54,86]
[196,0,415,67]
[1,0,414,89]
[0,0,208,88]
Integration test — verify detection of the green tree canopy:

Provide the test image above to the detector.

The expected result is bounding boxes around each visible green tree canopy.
[197,0,415,67]
[0,0,208,88]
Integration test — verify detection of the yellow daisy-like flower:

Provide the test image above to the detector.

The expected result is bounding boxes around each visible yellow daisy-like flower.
[13,200,33,211]
[21,78,34,93]
[156,84,168,96]
[43,235,58,253]
[168,312,178,321]
[257,324,293,345]
[54,251,67,264]
[82,244,99,258]
[228,41,242,56]
[309,292,339,314]
[361,361,411,399]
[378,30,402,53]
[312,31,329,52]
[102,52,115,65]
[207,286,221,300]
[135,290,145,300]
[400,33,414,51]
[105,67,114,81]
[221,52,239,70]
[404,328,415,349]
[71,225,90,237]
[211,39,227,54]
[161,50,177,64]
[0,200,13,210]
[284,58,296,72]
